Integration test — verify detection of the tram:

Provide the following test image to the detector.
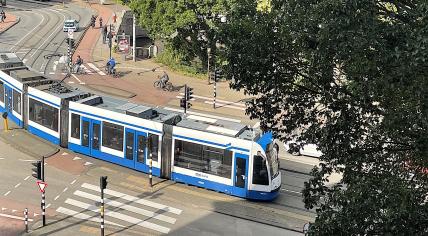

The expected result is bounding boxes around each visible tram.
[0,53,281,200]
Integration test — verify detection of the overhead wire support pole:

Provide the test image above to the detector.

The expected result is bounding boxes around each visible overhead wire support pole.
[213,65,216,109]
[41,155,46,227]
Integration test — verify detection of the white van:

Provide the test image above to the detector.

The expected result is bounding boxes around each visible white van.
[63,19,79,32]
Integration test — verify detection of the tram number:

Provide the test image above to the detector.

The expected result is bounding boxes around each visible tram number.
[195,172,209,179]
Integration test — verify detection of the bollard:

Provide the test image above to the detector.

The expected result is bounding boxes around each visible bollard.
[2,112,8,132]
[24,208,28,233]
[149,153,153,188]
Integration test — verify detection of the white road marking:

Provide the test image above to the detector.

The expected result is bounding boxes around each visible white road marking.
[62,152,68,156]
[14,183,21,188]
[253,122,260,128]
[74,190,176,224]
[4,191,10,196]
[0,158,4,160]
[9,11,44,51]
[68,81,75,84]
[49,72,55,75]
[281,189,302,195]
[175,95,195,101]
[1,208,6,211]
[81,65,92,74]
[18,159,34,162]
[30,10,65,58]
[87,63,106,75]
[81,183,182,215]
[54,195,60,201]
[56,207,124,227]
[0,213,33,222]
[33,213,39,217]
[71,74,83,83]
[72,156,81,161]
[65,198,170,233]
[46,204,51,208]
[62,187,68,193]
[164,107,241,123]
[70,179,77,185]
[11,210,17,213]
[83,162,93,166]
[22,59,28,64]
[52,62,57,72]
[24,176,30,181]
[204,101,246,110]
[179,93,247,107]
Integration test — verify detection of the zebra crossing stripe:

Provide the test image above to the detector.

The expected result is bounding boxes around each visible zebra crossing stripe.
[56,207,124,227]
[87,63,106,75]
[73,190,176,224]
[80,65,93,74]
[64,198,170,234]
[81,183,182,215]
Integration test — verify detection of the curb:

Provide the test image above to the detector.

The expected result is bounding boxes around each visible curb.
[0,16,21,35]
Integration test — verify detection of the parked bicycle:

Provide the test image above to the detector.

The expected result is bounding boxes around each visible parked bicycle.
[153,72,173,91]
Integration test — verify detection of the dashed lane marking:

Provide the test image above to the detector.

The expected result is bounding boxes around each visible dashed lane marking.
[84,162,93,166]
[73,157,81,161]
[24,176,30,181]
[14,183,21,188]
[3,191,10,196]
[70,179,77,185]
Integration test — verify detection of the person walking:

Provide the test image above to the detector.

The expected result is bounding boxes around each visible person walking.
[102,25,107,44]
[0,10,5,23]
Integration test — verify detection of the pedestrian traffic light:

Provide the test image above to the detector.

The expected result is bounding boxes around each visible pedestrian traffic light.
[185,86,194,101]
[66,38,75,48]
[214,68,223,81]
[32,161,42,180]
[100,176,108,190]
[180,98,186,109]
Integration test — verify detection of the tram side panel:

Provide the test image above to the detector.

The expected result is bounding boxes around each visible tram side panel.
[27,87,61,145]
[68,101,164,176]
[171,126,253,198]
[0,71,24,127]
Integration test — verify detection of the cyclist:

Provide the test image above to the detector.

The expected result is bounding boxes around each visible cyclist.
[74,55,83,74]
[106,57,116,75]
[160,71,169,88]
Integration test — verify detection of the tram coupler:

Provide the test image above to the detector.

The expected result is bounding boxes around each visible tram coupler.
[2,112,8,132]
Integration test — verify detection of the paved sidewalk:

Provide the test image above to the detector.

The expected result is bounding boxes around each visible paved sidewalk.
[70,0,254,123]
[0,13,19,34]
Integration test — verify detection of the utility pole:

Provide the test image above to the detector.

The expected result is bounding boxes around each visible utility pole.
[132,14,136,62]
[108,24,112,59]
[213,65,217,109]
[100,176,108,236]
[207,47,211,84]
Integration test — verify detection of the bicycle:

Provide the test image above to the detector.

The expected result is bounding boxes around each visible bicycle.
[153,76,173,91]
[104,66,120,78]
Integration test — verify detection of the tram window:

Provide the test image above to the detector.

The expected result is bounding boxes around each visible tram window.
[174,139,233,178]
[0,82,4,103]
[12,90,21,114]
[125,132,134,160]
[70,113,80,139]
[28,98,59,132]
[102,121,124,152]
[252,155,269,185]
[137,135,146,163]
[148,134,159,162]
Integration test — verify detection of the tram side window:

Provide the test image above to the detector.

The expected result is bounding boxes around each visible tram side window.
[70,113,80,139]
[29,98,59,132]
[0,82,4,103]
[102,121,124,152]
[12,90,21,114]
[252,155,269,185]
[174,140,233,178]
[148,134,159,162]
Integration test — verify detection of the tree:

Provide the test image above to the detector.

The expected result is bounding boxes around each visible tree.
[221,0,428,234]
[126,0,233,70]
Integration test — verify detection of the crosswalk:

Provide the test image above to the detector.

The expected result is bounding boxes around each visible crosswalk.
[56,183,182,234]
[50,62,106,76]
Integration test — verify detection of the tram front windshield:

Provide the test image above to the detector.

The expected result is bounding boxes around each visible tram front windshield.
[266,143,280,179]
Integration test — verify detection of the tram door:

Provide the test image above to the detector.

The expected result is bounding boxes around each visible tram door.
[81,118,101,156]
[125,129,147,170]
[4,87,12,114]
[234,153,248,196]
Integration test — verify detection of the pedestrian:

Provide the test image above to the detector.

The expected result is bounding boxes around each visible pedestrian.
[99,17,103,28]
[102,25,107,44]
[0,10,5,23]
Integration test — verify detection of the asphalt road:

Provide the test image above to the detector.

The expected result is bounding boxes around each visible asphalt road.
[0,0,93,74]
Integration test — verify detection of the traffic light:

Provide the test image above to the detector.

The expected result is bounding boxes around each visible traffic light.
[66,38,75,49]
[214,68,223,82]
[32,161,42,180]
[185,86,194,101]
[180,98,186,109]
[100,176,108,190]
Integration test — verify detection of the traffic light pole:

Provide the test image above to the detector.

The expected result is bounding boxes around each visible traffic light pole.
[109,24,112,59]
[184,84,187,114]
[41,156,46,226]
[213,65,217,109]
[68,38,72,74]
[100,187,105,236]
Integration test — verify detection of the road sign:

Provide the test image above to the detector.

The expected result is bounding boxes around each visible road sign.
[68,29,74,39]
[37,181,48,193]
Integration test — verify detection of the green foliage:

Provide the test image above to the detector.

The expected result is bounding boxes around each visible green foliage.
[155,45,206,79]
[126,0,234,72]
[222,0,428,234]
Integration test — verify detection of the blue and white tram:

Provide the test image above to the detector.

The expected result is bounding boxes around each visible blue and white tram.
[0,56,281,201]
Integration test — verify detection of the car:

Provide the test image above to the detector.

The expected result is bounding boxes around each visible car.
[63,19,79,32]
[284,141,322,158]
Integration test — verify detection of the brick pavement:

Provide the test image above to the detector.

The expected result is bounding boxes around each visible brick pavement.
[0,13,19,34]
